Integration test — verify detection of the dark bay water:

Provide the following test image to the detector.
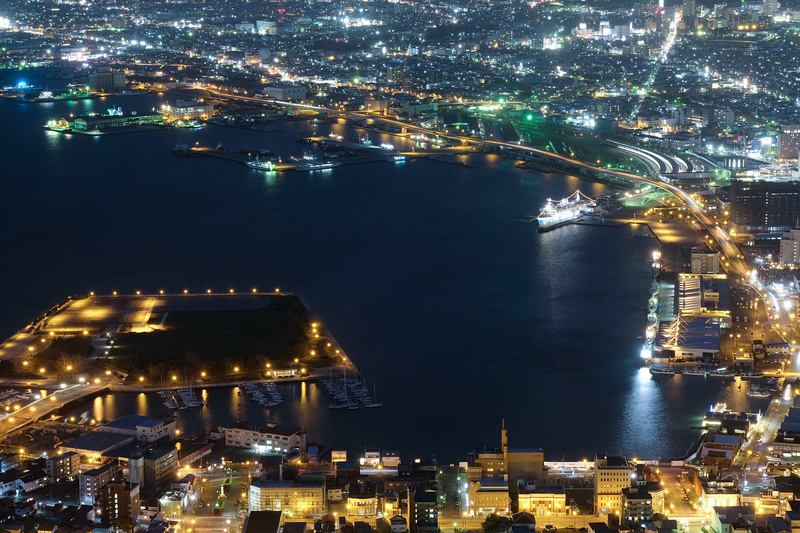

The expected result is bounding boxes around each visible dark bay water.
[0,89,769,463]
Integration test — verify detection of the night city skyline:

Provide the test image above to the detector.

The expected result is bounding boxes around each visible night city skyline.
[0,1,800,533]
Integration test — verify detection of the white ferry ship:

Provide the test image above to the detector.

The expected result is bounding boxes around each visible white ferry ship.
[535,190,596,231]
[296,161,337,171]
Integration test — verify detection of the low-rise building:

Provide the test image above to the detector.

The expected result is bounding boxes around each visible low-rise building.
[242,510,282,533]
[144,447,179,490]
[224,422,304,454]
[348,481,378,519]
[390,515,408,533]
[162,100,214,121]
[248,477,326,519]
[18,469,48,493]
[260,85,306,101]
[159,489,190,520]
[622,487,653,525]
[411,489,438,533]
[468,478,510,515]
[98,415,177,443]
[61,432,135,464]
[517,482,567,516]
[700,434,742,470]
[771,408,800,458]
[711,505,756,533]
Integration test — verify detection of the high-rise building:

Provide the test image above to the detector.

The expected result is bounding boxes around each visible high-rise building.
[99,480,140,527]
[780,125,800,160]
[46,451,80,483]
[79,463,121,506]
[594,454,633,515]
[731,180,800,232]
[780,228,800,265]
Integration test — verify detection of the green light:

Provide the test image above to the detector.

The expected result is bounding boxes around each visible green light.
[526,114,533,121]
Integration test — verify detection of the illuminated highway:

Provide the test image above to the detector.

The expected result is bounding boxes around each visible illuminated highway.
[208,88,800,370]
[207,89,751,276]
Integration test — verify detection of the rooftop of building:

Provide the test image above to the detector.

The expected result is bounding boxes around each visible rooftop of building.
[62,432,135,453]
[283,523,307,533]
[595,454,630,468]
[242,510,282,533]
[101,415,168,432]
[80,462,119,478]
[101,441,145,461]
[47,451,79,461]
[474,478,509,491]
[507,447,544,454]
[251,477,323,489]
[143,447,177,461]
[622,487,652,499]
[518,483,565,495]
[226,421,301,436]
[657,317,720,351]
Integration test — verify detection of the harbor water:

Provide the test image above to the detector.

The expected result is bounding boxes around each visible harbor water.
[0,88,771,463]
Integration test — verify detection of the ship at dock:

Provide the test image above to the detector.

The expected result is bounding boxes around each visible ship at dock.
[533,190,596,232]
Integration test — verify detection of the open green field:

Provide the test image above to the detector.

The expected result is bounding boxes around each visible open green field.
[100,294,337,378]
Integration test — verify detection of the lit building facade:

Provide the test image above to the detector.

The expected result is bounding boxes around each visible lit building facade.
[143,447,179,490]
[248,478,326,519]
[780,125,800,160]
[348,481,378,518]
[225,422,305,454]
[46,451,80,483]
[780,229,800,265]
[467,478,509,516]
[79,463,121,506]
[517,483,567,516]
[622,487,652,525]
[594,454,633,516]
[731,180,800,232]
[100,480,141,526]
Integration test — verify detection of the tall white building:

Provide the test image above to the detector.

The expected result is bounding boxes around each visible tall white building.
[781,228,800,265]
[224,422,304,454]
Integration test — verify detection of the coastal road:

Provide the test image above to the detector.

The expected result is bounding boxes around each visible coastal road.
[208,89,793,369]
[0,381,108,440]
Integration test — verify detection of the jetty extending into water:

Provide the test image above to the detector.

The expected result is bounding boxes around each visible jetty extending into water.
[0,291,372,435]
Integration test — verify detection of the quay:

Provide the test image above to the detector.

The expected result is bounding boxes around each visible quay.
[0,291,364,435]
[526,216,626,232]
[177,141,475,171]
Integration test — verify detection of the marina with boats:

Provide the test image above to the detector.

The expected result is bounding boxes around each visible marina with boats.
[158,387,205,409]
[241,381,285,407]
[319,371,383,409]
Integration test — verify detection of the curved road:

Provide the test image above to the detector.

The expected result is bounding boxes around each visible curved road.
[208,90,799,351]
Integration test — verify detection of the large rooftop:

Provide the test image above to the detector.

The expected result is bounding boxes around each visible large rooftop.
[62,432,134,453]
